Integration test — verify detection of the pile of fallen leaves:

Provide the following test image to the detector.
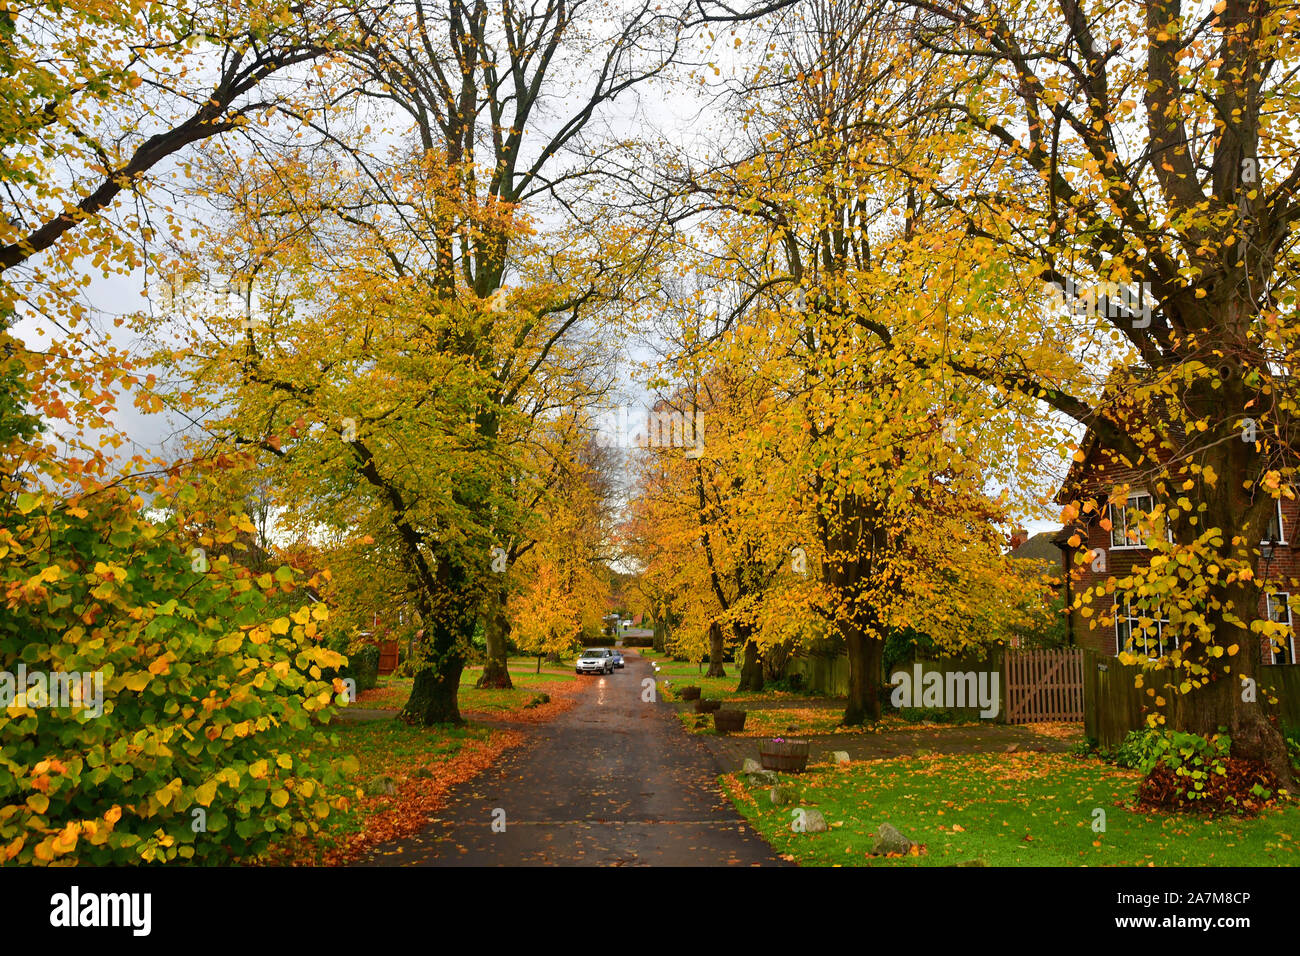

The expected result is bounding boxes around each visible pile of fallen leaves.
[266,728,526,865]
[1023,721,1084,743]
[1137,758,1282,816]
[462,680,580,724]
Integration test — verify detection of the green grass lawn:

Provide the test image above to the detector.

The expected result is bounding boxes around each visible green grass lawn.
[266,719,497,864]
[677,707,980,736]
[722,751,1300,866]
[650,658,814,704]
[356,663,574,713]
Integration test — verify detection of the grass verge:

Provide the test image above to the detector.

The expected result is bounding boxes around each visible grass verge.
[721,751,1300,866]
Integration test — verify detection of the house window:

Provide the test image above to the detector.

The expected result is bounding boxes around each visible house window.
[1115,601,1173,659]
[1108,492,1171,549]
[1266,592,1295,665]
[1263,500,1286,545]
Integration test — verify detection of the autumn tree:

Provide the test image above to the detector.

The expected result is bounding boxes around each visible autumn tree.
[156,0,688,723]
[626,354,803,690]
[887,0,1300,782]
[650,0,1059,723]
[0,3,368,865]
[509,435,618,667]
[148,80,651,719]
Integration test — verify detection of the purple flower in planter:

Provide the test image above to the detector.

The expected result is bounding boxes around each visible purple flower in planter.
[771,737,784,744]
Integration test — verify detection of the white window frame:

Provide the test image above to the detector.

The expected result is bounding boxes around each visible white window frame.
[1266,592,1295,665]
[1115,601,1173,659]
[1108,491,1173,551]
[1262,500,1287,546]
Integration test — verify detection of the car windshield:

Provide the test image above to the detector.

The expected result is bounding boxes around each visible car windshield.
[580,650,604,658]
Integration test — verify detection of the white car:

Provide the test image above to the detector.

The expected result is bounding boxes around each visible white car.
[576,648,615,675]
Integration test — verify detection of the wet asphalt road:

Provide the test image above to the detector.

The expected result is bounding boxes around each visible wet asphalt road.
[358,651,786,866]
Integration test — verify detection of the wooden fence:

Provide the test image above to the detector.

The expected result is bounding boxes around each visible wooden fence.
[1083,648,1300,749]
[785,653,851,697]
[1003,648,1085,723]
[786,647,1085,724]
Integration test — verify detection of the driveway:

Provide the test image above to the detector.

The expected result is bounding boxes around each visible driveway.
[356,651,787,866]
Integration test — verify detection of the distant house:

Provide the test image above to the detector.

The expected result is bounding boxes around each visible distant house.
[1005,529,1070,648]
[1007,529,1065,567]
[1053,423,1295,663]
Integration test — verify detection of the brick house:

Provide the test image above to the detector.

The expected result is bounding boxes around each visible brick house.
[1053,426,1297,664]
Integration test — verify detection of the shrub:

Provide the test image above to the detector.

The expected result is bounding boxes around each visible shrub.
[1112,729,1150,769]
[1121,728,1279,814]
[1070,738,1098,758]
[0,491,356,864]
[898,707,960,724]
[348,645,380,692]
[1109,727,1228,778]
[763,673,808,694]
[1138,757,1280,814]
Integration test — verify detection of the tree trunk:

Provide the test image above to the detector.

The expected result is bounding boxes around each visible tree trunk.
[736,632,763,692]
[1155,379,1293,789]
[400,562,476,726]
[476,585,513,689]
[402,656,466,725]
[763,639,793,681]
[1095,372,1296,789]
[818,490,887,726]
[705,620,726,677]
[842,622,884,725]
[1164,570,1294,788]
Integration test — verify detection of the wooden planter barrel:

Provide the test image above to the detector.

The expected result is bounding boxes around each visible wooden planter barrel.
[759,739,810,772]
[713,709,747,733]
[694,698,721,714]
[679,686,701,701]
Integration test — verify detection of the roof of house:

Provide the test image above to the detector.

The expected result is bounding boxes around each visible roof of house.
[1008,530,1064,563]
[1054,366,1189,504]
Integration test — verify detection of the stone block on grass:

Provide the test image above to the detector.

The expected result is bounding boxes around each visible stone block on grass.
[872,822,914,855]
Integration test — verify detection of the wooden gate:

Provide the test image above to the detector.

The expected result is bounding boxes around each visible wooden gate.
[1003,648,1084,723]
[377,640,400,675]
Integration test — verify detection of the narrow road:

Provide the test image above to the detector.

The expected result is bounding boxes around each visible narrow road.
[358,651,786,866]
